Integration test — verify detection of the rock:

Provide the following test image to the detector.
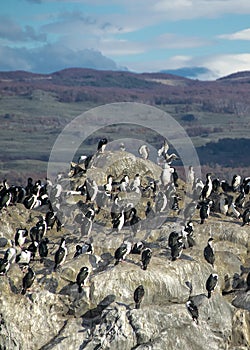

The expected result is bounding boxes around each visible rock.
[0,150,250,349]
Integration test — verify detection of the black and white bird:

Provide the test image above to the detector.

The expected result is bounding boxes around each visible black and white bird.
[97,138,108,153]
[74,242,93,258]
[119,175,130,192]
[199,200,213,224]
[141,247,152,270]
[138,144,149,160]
[130,241,144,255]
[204,238,215,267]
[76,266,89,293]
[231,174,241,192]
[130,174,141,192]
[4,240,16,264]
[15,228,28,248]
[235,186,245,208]
[38,238,49,263]
[54,238,67,271]
[181,221,195,248]
[186,300,199,325]
[112,207,125,233]
[134,285,145,309]
[15,249,32,266]
[168,231,181,249]
[160,163,174,188]
[21,266,36,295]
[114,241,132,265]
[200,173,212,200]
[171,237,184,261]
[241,208,250,227]
[0,258,10,275]
[206,273,218,298]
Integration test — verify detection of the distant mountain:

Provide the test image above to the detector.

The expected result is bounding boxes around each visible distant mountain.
[159,66,213,79]
[217,70,250,83]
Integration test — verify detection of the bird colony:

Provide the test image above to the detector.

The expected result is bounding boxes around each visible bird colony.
[0,138,250,349]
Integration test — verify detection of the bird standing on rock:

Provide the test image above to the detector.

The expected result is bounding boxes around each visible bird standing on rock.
[206,273,218,298]
[76,266,89,293]
[114,241,132,265]
[204,237,215,267]
[21,266,35,295]
[134,285,145,309]
[54,238,67,271]
[141,247,152,270]
[186,300,199,325]
[97,138,108,153]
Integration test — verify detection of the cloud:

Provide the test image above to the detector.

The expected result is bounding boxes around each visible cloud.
[218,28,250,40]
[0,16,46,42]
[0,44,123,73]
[125,53,250,80]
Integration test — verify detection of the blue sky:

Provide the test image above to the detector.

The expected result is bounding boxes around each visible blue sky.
[1,0,250,79]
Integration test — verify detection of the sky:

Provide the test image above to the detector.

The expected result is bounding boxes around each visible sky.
[1,0,250,80]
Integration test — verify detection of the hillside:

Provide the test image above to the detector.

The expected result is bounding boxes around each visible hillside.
[0,68,250,183]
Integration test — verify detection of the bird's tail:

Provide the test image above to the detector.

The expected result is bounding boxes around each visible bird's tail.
[135,302,141,309]
[21,288,26,295]
[207,291,211,298]
[78,285,83,293]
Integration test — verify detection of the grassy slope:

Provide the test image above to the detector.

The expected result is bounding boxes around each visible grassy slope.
[0,69,250,184]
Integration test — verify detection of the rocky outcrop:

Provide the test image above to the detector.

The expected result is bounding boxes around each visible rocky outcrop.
[0,150,249,349]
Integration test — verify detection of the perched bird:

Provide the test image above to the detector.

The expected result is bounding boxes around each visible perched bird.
[204,238,215,267]
[4,240,16,264]
[74,242,93,258]
[76,266,89,293]
[15,228,28,248]
[186,300,199,325]
[38,238,49,263]
[130,241,144,255]
[27,239,39,261]
[114,241,132,265]
[138,145,149,160]
[160,163,174,188]
[199,200,213,224]
[130,174,141,192]
[97,138,108,153]
[54,238,67,271]
[112,207,125,233]
[200,173,212,200]
[134,285,145,309]
[241,208,250,226]
[15,249,32,266]
[0,258,10,275]
[181,222,195,248]
[21,267,35,295]
[231,174,241,192]
[141,247,152,270]
[168,231,181,249]
[206,273,218,298]
[171,237,184,261]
